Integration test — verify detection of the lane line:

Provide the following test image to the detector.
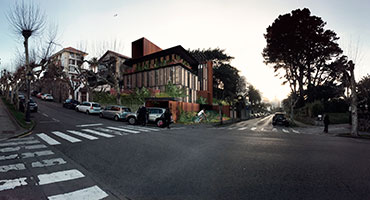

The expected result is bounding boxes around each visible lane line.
[291,129,300,134]
[25,144,47,150]
[0,177,27,191]
[31,158,67,168]
[81,129,114,138]
[122,126,150,132]
[38,169,85,185]
[22,150,54,159]
[106,126,140,134]
[282,129,289,133]
[0,140,40,147]
[66,130,98,140]
[93,127,128,136]
[237,127,248,130]
[52,131,81,143]
[52,118,60,122]
[37,133,61,145]
[0,163,26,172]
[48,185,108,200]
[76,123,103,127]
[0,154,18,161]
[42,113,49,117]
[251,127,257,131]
[8,137,35,141]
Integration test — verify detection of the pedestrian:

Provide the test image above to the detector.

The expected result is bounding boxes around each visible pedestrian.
[141,106,147,126]
[163,108,172,129]
[323,114,330,133]
[197,109,207,123]
[137,106,144,125]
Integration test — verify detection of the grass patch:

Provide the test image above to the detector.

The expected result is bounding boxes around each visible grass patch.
[1,97,34,129]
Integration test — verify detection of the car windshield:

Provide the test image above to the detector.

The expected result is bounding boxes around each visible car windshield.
[29,99,35,103]
[123,108,131,112]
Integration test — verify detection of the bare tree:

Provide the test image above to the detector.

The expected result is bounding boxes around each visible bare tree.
[7,0,46,122]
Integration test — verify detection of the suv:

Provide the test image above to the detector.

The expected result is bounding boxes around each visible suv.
[75,102,101,114]
[126,107,168,127]
[272,112,289,126]
[63,99,80,109]
[100,105,132,121]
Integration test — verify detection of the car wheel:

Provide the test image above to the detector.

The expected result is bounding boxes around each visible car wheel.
[86,110,89,115]
[272,123,276,126]
[99,113,103,118]
[114,115,119,121]
[75,107,79,112]
[156,119,164,127]
[128,117,136,125]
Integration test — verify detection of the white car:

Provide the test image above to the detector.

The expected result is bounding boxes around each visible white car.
[75,102,101,114]
[42,94,54,101]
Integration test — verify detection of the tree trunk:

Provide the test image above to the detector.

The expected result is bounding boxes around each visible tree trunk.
[24,37,31,122]
[350,67,359,137]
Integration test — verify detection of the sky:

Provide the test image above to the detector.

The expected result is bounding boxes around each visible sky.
[0,0,369,102]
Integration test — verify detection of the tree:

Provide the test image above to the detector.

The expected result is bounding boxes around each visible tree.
[7,0,46,122]
[358,75,370,110]
[247,85,261,105]
[263,8,342,107]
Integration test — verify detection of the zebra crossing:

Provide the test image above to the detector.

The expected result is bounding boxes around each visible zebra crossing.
[213,126,302,134]
[36,125,169,146]
[0,137,110,199]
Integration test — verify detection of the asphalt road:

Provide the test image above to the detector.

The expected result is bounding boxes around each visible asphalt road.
[1,98,370,200]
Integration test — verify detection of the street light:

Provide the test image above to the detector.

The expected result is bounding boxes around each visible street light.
[25,70,32,123]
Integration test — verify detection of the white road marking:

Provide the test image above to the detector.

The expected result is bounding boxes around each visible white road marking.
[291,129,300,134]
[47,185,108,200]
[22,150,54,158]
[227,127,237,130]
[52,131,81,143]
[237,127,248,130]
[93,127,128,136]
[0,154,18,161]
[0,140,40,147]
[42,113,49,117]
[52,118,60,122]
[261,128,266,132]
[282,129,289,133]
[37,133,61,145]
[76,123,103,127]
[81,129,114,138]
[127,126,160,132]
[8,137,35,141]
[38,169,85,185]
[0,163,26,172]
[122,126,150,132]
[251,127,257,131]
[272,128,278,132]
[66,130,98,140]
[31,158,67,168]
[107,126,140,134]
[25,144,47,150]
[0,177,27,191]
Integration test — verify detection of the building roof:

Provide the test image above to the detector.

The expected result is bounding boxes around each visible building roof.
[52,47,88,57]
[98,50,131,62]
[125,45,199,67]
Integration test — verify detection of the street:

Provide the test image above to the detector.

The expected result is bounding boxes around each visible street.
[1,99,370,200]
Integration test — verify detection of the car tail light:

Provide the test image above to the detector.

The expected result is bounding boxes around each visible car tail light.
[91,106,93,109]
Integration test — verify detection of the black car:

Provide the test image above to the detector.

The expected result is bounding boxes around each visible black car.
[29,98,38,112]
[63,99,80,109]
[272,112,289,126]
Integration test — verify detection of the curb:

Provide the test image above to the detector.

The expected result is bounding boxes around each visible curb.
[0,97,37,140]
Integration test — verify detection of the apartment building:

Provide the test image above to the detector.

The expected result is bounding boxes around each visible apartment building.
[97,38,213,104]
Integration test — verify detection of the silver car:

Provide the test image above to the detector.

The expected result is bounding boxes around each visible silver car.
[76,102,101,114]
[126,107,168,127]
[99,105,132,121]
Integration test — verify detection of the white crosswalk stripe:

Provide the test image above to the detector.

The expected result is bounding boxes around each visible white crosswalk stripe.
[122,126,150,132]
[0,140,40,147]
[22,150,54,158]
[38,169,85,185]
[272,128,278,132]
[81,129,115,138]
[107,126,140,134]
[282,129,289,133]
[52,131,81,143]
[48,185,108,200]
[0,154,18,161]
[237,127,248,130]
[0,177,27,191]
[31,158,67,168]
[94,127,128,136]
[0,163,26,172]
[67,130,98,140]
[127,125,161,132]
[291,129,300,134]
[37,133,61,145]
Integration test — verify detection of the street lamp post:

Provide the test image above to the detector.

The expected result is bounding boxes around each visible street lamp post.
[25,70,32,123]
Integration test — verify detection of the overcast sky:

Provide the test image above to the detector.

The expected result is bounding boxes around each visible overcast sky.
[0,0,369,101]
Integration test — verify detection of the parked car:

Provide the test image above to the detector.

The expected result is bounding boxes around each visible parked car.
[36,92,44,98]
[42,94,54,101]
[28,98,38,112]
[126,107,171,127]
[63,99,80,109]
[31,91,39,96]
[272,112,289,126]
[75,102,101,114]
[99,105,132,121]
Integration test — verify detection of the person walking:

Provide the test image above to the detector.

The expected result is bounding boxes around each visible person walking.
[163,108,172,129]
[197,109,207,123]
[323,114,330,133]
[141,106,148,126]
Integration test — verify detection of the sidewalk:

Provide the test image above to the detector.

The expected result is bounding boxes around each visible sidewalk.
[0,97,25,140]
